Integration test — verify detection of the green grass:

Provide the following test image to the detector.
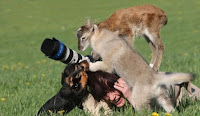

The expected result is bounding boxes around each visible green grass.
[0,0,200,115]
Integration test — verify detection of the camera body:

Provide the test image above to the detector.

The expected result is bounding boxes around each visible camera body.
[41,37,91,64]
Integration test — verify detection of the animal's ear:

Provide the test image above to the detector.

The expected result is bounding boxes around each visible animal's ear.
[61,72,65,85]
[92,24,99,34]
[93,19,97,25]
[84,18,91,28]
[65,77,70,85]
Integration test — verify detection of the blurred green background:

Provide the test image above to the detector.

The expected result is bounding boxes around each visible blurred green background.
[0,0,200,115]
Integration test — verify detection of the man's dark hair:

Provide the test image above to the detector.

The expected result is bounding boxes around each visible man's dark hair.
[87,71,120,101]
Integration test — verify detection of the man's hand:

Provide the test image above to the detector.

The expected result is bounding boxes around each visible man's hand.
[114,78,132,99]
[114,78,134,106]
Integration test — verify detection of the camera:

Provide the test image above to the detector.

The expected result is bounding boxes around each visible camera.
[41,37,90,64]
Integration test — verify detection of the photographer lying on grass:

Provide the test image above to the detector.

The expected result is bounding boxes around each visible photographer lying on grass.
[40,38,200,112]
[87,71,200,109]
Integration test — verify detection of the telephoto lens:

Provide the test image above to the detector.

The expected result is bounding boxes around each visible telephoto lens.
[41,37,86,64]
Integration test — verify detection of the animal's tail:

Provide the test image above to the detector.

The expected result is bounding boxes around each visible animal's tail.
[155,72,195,85]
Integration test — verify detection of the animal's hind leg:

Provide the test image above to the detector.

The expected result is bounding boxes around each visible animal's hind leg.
[154,35,164,71]
[157,89,174,113]
[91,50,101,61]
[144,30,164,71]
[144,35,157,69]
[144,30,160,71]
[125,36,134,47]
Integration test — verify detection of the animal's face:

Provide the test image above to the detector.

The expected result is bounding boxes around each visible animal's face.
[76,18,96,51]
[62,60,89,92]
[77,26,91,51]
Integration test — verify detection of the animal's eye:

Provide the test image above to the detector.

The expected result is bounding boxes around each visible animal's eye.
[82,37,86,40]
[78,65,84,70]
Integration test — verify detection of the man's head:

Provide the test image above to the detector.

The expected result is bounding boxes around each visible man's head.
[87,71,126,107]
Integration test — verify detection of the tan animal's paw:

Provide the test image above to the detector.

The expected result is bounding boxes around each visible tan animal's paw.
[89,62,96,72]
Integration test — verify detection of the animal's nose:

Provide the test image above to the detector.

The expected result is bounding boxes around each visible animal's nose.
[74,83,79,88]
[78,46,83,51]
[81,66,84,70]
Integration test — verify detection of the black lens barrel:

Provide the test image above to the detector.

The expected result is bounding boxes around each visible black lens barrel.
[41,37,85,64]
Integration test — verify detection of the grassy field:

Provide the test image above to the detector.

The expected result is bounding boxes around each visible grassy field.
[0,0,200,115]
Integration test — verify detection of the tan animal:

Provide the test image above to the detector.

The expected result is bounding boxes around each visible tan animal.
[77,5,167,71]
[80,23,194,113]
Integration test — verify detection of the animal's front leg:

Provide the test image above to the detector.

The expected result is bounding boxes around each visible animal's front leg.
[91,50,101,61]
[89,61,110,72]
[131,91,151,112]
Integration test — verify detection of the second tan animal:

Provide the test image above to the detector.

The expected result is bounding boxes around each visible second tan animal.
[77,5,167,71]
